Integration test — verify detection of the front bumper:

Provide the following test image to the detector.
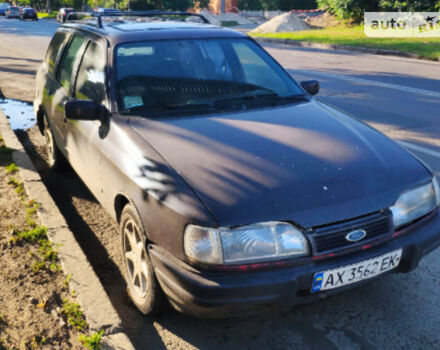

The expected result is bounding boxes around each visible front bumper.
[149,210,440,318]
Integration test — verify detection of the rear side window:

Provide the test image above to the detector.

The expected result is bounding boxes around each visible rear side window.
[57,35,86,91]
[75,41,106,104]
[45,32,67,75]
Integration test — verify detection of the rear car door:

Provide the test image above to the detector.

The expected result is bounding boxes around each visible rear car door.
[38,30,70,151]
[52,34,87,146]
[65,37,107,198]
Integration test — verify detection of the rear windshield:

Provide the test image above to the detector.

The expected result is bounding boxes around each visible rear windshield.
[115,38,305,117]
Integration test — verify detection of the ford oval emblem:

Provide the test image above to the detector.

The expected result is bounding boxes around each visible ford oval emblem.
[345,229,367,242]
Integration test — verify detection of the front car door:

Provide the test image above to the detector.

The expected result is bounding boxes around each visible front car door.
[52,33,87,147]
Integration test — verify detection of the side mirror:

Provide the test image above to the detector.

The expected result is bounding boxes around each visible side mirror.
[65,100,108,121]
[300,80,320,96]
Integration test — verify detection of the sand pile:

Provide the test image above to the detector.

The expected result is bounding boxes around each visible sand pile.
[304,12,340,28]
[250,13,311,33]
[199,10,253,26]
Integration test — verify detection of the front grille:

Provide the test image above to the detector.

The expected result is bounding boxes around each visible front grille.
[308,210,394,255]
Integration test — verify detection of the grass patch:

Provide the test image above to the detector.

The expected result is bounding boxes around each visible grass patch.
[63,273,72,287]
[250,25,440,60]
[10,226,61,273]
[0,145,13,154]
[6,162,18,174]
[62,299,87,332]
[37,11,57,19]
[7,176,24,197]
[79,330,104,350]
[10,226,47,244]
[221,20,239,27]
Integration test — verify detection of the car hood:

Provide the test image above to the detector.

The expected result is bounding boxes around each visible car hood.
[129,101,432,228]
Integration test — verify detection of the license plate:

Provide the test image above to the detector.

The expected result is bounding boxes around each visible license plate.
[311,249,402,293]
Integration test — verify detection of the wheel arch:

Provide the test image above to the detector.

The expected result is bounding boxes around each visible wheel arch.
[36,106,46,135]
[114,192,130,224]
[115,192,151,241]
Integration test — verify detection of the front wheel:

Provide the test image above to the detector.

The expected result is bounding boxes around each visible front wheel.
[120,204,167,315]
[43,117,67,171]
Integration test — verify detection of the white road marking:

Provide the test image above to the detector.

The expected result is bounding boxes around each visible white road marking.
[398,141,440,159]
[292,69,440,98]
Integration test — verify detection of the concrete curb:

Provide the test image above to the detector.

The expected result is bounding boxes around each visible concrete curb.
[254,37,439,62]
[0,109,135,350]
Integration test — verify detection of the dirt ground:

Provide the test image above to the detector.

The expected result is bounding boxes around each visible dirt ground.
[0,133,83,349]
[0,57,38,104]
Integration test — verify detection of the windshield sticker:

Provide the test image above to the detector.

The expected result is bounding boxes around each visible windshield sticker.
[124,95,143,109]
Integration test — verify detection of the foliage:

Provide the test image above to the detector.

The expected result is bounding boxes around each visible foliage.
[10,226,47,244]
[317,0,440,21]
[62,299,87,331]
[379,0,439,11]
[5,163,18,174]
[196,0,210,8]
[317,0,378,20]
[0,145,12,154]
[79,330,104,350]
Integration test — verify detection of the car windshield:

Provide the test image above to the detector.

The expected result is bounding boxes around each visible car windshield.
[115,38,306,117]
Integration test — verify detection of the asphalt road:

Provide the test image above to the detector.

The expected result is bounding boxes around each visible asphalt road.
[1,16,440,350]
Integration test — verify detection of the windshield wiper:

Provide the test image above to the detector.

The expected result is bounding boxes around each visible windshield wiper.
[120,102,228,117]
[280,94,309,101]
[213,92,279,106]
[213,93,308,107]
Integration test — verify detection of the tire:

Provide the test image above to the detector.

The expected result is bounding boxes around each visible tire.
[43,117,67,171]
[120,203,167,315]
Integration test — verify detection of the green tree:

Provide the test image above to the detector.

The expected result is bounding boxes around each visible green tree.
[379,0,439,11]
[317,0,379,20]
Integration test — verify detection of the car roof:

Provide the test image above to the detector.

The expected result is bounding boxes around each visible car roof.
[61,20,246,46]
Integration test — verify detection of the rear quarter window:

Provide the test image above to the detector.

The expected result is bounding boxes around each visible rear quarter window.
[57,35,86,92]
[75,41,106,104]
[45,32,68,75]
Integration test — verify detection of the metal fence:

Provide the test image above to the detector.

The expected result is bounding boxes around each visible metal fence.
[239,10,287,19]
[239,9,323,18]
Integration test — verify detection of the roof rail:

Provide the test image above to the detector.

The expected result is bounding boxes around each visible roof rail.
[65,12,102,28]
[66,11,210,28]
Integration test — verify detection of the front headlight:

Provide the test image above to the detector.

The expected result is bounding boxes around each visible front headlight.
[433,177,440,207]
[391,180,438,229]
[184,222,310,265]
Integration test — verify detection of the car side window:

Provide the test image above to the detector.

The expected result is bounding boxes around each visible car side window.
[45,31,67,75]
[57,35,86,92]
[75,41,106,104]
